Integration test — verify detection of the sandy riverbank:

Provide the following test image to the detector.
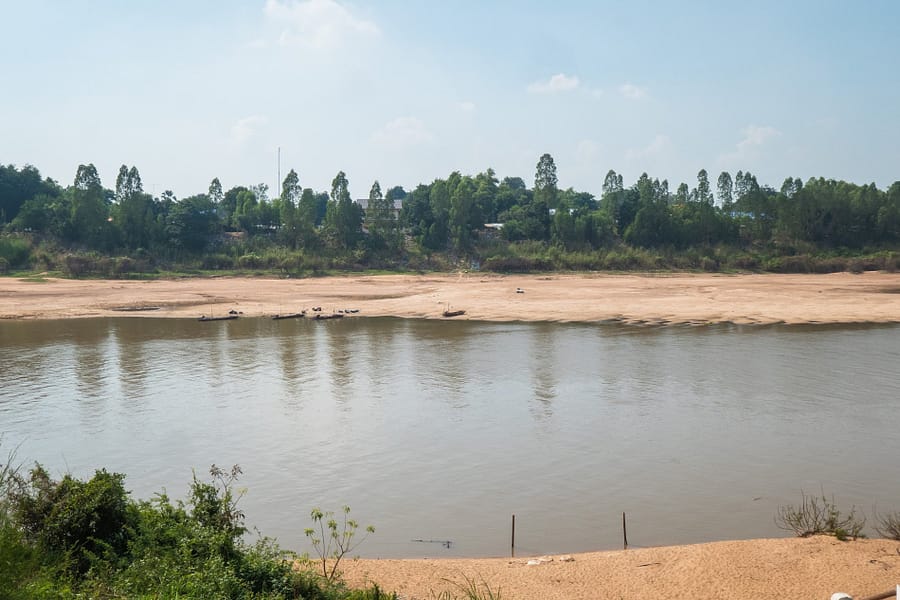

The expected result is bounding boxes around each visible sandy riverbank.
[1,272,899,324]
[340,536,900,600]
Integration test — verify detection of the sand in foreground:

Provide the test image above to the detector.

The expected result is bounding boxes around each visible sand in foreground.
[1,272,900,324]
[340,537,900,600]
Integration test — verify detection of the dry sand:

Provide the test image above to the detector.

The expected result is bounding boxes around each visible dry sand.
[340,537,900,600]
[4,272,900,598]
[1,271,900,324]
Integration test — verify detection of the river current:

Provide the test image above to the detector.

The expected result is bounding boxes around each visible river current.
[1,317,898,557]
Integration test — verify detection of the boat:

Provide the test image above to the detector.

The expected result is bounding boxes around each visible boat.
[198,314,239,322]
[442,309,466,317]
[272,311,306,320]
[313,313,344,320]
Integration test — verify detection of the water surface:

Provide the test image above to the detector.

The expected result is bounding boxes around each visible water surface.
[2,317,898,557]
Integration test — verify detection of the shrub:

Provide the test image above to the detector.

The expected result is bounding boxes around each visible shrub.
[305,505,375,582]
[200,253,235,270]
[11,465,133,575]
[875,511,900,540]
[775,491,865,540]
[0,236,31,268]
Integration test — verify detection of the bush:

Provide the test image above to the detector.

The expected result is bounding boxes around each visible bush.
[11,465,133,576]
[0,458,388,599]
[0,236,31,268]
[875,510,900,540]
[200,253,235,270]
[775,491,865,540]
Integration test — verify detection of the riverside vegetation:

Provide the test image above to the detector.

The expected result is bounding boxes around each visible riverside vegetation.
[0,448,398,600]
[4,440,900,600]
[0,156,898,278]
[0,446,510,600]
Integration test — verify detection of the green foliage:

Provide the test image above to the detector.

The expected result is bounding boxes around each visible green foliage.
[305,506,375,582]
[0,236,31,268]
[775,491,865,540]
[0,458,386,599]
[11,465,133,576]
[1,157,898,278]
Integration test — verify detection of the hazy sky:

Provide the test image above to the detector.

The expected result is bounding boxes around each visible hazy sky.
[2,0,898,199]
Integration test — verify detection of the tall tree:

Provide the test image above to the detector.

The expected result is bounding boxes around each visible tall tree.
[366,179,399,250]
[449,176,478,250]
[473,168,498,223]
[279,169,301,247]
[716,171,733,207]
[694,169,713,205]
[602,169,623,197]
[70,164,109,247]
[525,153,557,240]
[534,153,559,208]
[674,183,690,205]
[324,171,361,249]
[424,179,450,249]
[113,165,157,249]
[208,178,224,206]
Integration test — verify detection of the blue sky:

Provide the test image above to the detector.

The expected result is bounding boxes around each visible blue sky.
[2,0,898,199]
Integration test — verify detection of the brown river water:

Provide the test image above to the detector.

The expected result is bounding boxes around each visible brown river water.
[1,317,899,557]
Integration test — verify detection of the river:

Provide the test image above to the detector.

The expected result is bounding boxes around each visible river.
[1,317,898,557]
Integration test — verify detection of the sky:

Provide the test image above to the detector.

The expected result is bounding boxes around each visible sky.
[2,0,899,199]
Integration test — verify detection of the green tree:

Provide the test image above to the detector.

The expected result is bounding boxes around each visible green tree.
[221,186,247,227]
[693,169,713,205]
[424,179,450,249]
[521,153,557,240]
[165,194,219,252]
[70,164,111,247]
[534,153,559,208]
[324,171,362,249]
[600,169,625,228]
[674,182,690,205]
[278,169,301,248]
[233,189,259,232]
[297,188,319,247]
[208,177,224,206]
[366,180,400,252]
[113,165,159,250]
[449,176,478,250]
[473,168,499,222]
[717,171,733,207]
[0,164,58,224]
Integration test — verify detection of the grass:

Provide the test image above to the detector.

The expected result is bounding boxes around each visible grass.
[431,575,502,600]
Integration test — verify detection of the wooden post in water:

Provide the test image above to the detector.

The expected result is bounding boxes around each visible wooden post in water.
[622,512,628,550]
[511,514,516,557]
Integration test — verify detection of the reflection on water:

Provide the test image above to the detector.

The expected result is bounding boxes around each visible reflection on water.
[2,318,900,557]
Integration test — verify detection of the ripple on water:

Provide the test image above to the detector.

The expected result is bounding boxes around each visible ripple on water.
[2,318,900,557]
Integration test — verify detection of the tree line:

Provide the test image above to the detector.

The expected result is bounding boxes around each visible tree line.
[0,156,898,274]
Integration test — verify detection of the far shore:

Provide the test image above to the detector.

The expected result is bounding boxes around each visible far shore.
[340,536,900,600]
[1,272,899,325]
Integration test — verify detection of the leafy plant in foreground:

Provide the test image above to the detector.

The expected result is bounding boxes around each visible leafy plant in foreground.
[305,505,374,581]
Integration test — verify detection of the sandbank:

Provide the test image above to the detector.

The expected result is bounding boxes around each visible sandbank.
[340,536,900,600]
[1,272,899,325]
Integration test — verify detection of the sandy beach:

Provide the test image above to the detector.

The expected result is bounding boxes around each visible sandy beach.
[1,271,899,324]
[340,536,900,600]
